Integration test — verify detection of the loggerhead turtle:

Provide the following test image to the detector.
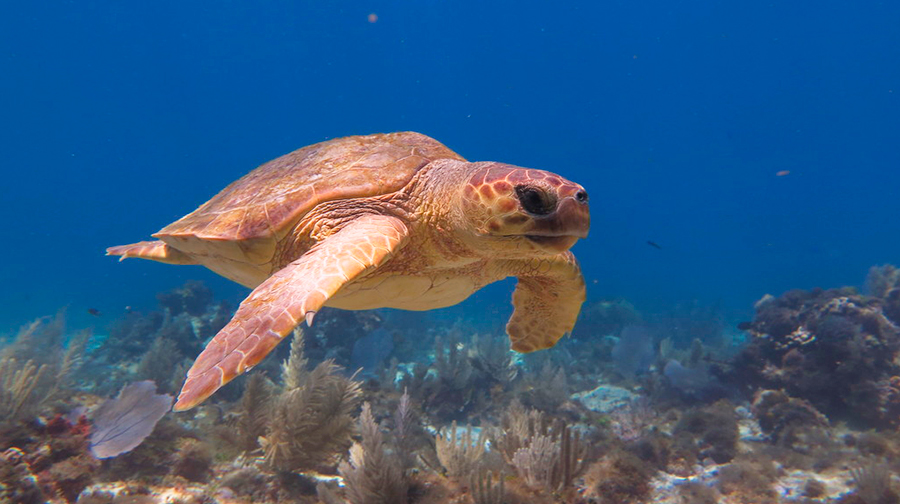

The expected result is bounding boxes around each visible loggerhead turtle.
[108,132,590,411]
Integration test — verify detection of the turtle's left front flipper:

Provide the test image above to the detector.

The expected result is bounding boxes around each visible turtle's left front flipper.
[173,215,408,411]
[502,251,586,353]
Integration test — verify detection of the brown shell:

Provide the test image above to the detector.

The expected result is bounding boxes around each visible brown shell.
[155,132,464,242]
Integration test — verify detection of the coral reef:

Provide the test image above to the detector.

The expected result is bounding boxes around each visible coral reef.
[260,331,363,474]
[673,400,739,464]
[0,312,88,429]
[338,403,409,504]
[0,357,45,427]
[730,285,900,427]
[847,462,899,504]
[469,470,505,504]
[230,372,274,454]
[492,401,589,500]
[581,450,654,504]
[4,270,900,503]
[434,421,486,480]
[751,389,831,449]
[89,381,173,459]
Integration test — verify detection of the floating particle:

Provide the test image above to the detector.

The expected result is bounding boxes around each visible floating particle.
[368,13,378,23]
[776,170,790,177]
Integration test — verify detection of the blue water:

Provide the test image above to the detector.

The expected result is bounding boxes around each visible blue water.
[1,0,898,332]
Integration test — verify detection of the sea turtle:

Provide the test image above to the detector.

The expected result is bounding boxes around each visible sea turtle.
[108,132,590,411]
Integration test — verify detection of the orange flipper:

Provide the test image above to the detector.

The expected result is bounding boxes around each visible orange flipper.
[173,215,408,411]
[504,251,586,353]
[106,240,198,265]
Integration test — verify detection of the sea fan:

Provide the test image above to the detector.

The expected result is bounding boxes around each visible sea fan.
[89,381,173,459]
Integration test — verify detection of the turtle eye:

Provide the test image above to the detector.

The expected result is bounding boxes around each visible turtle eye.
[515,185,556,216]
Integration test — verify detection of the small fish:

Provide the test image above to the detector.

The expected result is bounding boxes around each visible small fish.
[776,170,790,177]
[647,240,662,250]
[87,308,101,317]
[737,321,752,331]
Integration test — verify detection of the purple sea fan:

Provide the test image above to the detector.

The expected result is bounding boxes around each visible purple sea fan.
[89,380,173,459]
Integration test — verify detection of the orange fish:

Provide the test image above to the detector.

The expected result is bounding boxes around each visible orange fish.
[776,170,790,177]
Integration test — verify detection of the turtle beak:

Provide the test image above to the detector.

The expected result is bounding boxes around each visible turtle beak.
[555,193,590,238]
[527,187,590,238]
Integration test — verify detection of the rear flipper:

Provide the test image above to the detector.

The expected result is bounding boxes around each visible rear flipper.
[106,240,198,265]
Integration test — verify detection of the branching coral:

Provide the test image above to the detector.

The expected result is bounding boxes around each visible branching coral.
[494,400,549,463]
[510,423,586,492]
[232,373,274,454]
[260,331,363,473]
[850,462,898,504]
[434,421,486,480]
[494,402,587,493]
[1,310,66,362]
[430,335,475,398]
[470,469,505,504]
[0,357,46,426]
[135,336,184,394]
[511,433,559,488]
[517,361,569,412]
[400,335,490,421]
[338,402,409,504]
[54,329,89,393]
[469,333,517,385]
[0,311,87,415]
[391,389,422,471]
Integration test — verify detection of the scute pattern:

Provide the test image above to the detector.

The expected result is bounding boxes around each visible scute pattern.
[157,132,464,241]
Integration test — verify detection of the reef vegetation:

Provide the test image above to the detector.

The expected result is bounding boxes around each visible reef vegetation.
[3,268,900,503]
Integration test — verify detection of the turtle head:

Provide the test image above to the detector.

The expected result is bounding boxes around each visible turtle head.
[459,162,590,255]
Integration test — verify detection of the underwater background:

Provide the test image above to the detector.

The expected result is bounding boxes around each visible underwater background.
[2,0,900,503]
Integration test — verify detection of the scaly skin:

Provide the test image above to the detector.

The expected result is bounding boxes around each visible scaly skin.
[174,215,408,411]
[106,133,590,411]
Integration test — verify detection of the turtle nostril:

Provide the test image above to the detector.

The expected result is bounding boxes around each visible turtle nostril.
[575,190,588,204]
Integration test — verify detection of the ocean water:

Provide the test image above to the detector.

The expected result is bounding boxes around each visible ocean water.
[1,1,900,502]
[2,0,898,331]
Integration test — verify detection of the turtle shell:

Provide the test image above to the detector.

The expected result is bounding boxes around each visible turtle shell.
[153,132,464,266]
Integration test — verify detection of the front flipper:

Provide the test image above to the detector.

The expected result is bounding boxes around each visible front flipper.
[502,251,586,352]
[173,215,408,411]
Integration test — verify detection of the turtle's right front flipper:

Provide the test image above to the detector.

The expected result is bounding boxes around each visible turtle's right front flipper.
[173,215,409,411]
